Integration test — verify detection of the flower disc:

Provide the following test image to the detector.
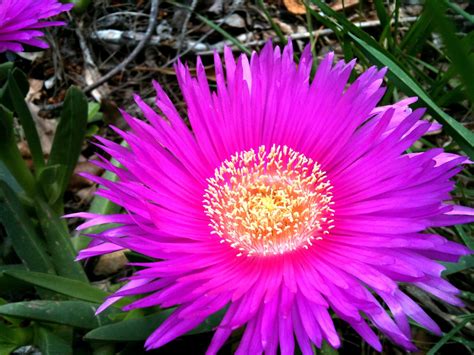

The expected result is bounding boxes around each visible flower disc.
[204,145,334,256]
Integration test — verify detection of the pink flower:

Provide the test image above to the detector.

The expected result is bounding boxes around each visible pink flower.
[69,42,473,353]
[0,0,73,53]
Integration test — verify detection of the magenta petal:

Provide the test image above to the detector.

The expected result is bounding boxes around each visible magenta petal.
[0,0,71,53]
[70,41,472,353]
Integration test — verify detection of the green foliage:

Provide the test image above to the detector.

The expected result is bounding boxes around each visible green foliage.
[427,314,474,355]
[85,311,174,341]
[4,270,105,303]
[35,199,88,282]
[0,301,118,329]
[46,86,88,209]
[308,0,474,159]
[425,0,474,103]
[0,182,55,275]
[6,69,44,172]
[65,0,91,14]
[35,327,73,355]
[0,106,36,195]
[85,308,225,341]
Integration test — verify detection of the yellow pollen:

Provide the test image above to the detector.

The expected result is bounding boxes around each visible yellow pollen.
[203,145,335,256]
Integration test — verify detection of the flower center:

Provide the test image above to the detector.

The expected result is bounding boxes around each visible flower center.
[203,145,335,256]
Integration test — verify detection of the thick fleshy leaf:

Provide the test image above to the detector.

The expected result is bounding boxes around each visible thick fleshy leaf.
[0,301,118,329]
[309,0,474,159]
[0,265,29,295]
[46,86,88,206]
[35,327,72,355]
[6,68,44,171]
[0,160,22,194]
[0,182,55,275]
[84,308,224,341]
[0,62,13,81]
[0,322,32,347]
[84,310,174,341]
[0,343,18,355]
[35,198,88,282]
[4,270,107,303]
[0,105,35,195]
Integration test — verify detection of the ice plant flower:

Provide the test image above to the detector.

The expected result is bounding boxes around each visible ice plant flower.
[0,0,73,53]
[69,42,473,353]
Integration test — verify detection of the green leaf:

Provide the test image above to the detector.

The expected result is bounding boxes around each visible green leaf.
[442,255,474,276]
[0,265,30,295]
[35,198,88,282]
[35,327,72,355]
[187,308,225,335]
[67,0,91,14]
[0,62,13,82]
[37,164,64,204]
[87,102,103,123]
[0,105,35,195]
[399,10,433,55]
[309,0,474,159]
[0,182,55,275]
[443,0,474,23]
[0,301,117,329]
[6,67,29,98]
[425,0,474,104]
[7,68,44,172]
[317,341,339,354]
[0,343,17,355]
[309,0,394,58]
[427,314,474,355]
[348,33,474,159]
[84,310,173,341]
[373,0,390,31]
[451,336,474,350]
[46,86,88,206]
[85,308,224,341]
[4,270,108,304]
[0,161,22,194]
[454,225,474,249]
[0,323,31,346]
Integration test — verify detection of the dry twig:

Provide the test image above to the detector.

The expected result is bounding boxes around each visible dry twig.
[42,0,159,111]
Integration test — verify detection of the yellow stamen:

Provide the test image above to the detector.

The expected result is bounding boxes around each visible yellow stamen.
[203,145,334,256]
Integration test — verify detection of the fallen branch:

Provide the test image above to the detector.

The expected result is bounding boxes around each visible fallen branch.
[84,0,159,95]
[89,16,419,55]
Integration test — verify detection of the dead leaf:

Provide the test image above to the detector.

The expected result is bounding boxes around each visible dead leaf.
[28,102,56,157]
[283,0,306,15]
[26,79,43,102]
[69,161,104,191]
[18,141,33,170]
[75,186,97,204]
[273,18,293,35]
